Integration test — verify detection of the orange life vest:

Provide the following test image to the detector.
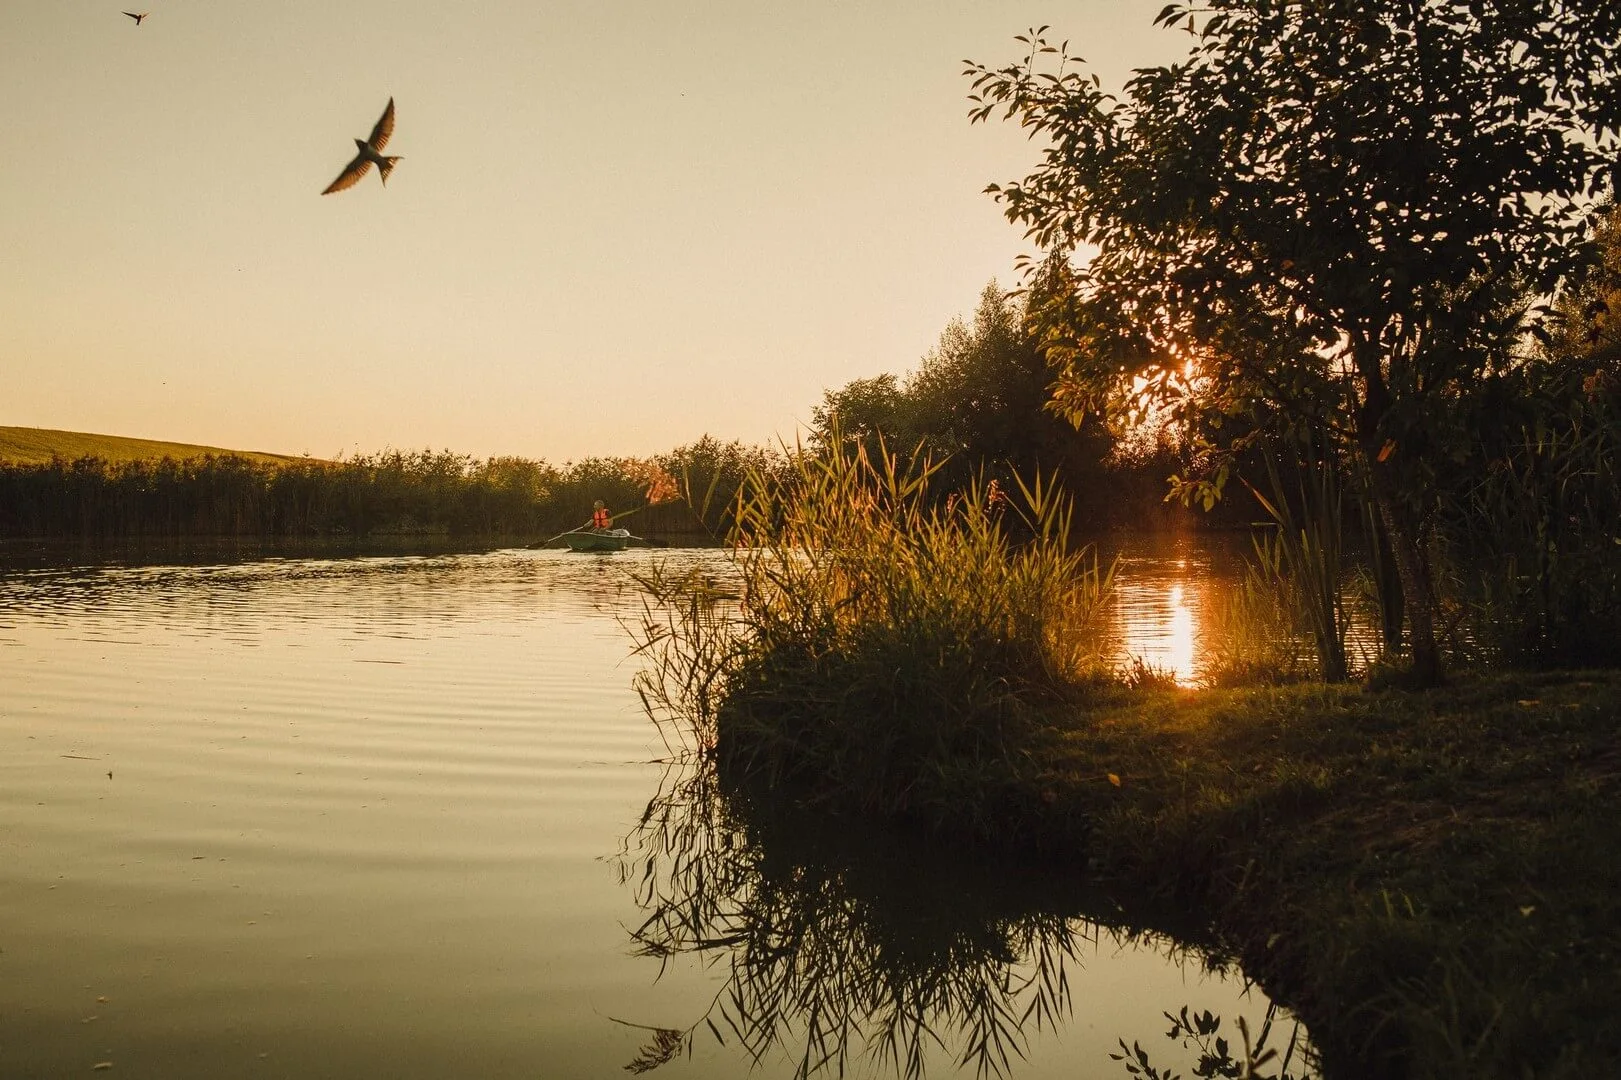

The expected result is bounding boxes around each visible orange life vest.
[592,507,611,529]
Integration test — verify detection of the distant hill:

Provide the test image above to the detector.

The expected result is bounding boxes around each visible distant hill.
[0,426,317,467]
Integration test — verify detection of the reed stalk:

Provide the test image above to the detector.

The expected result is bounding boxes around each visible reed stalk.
[1241,434,1350,682]
[634,434,1117,827]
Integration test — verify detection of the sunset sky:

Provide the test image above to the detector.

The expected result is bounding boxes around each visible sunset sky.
[2,2,1180,462]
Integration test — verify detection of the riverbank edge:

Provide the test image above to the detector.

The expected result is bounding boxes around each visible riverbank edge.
[1023,670,1621,1079]
[721,670,1621,1079]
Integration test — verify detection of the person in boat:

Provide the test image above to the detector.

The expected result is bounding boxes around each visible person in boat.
[591,500,612,531]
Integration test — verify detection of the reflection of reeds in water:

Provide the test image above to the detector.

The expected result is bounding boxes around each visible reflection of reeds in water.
[1094,544,1293,689]
[1114,1002,1315,1080]
[614,758,1237,1080]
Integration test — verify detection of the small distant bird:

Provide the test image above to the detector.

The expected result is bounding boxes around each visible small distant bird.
[321,97,402,195]
[123,11,149,25]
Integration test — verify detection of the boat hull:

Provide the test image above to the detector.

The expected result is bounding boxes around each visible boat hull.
[562,528,631,552]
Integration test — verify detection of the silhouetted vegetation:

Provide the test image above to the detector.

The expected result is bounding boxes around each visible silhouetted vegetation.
[1435,205,1621,668]
[969,1,1621,682]
[634,437,1119,832]
[622,2,1621,1062]
[0,450,681,542]
[808,282,1204,532]
[1115,1004,1312,1080]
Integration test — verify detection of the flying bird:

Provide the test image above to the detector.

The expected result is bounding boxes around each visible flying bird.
[123,11,149,24]
[321,97,402,195]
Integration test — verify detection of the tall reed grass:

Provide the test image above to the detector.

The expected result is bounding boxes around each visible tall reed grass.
[1240,436,1350,682]
[1198,558,1318,688]
[635,437,1116,828]
[1451,395,1621,666]
[0,450,686,542]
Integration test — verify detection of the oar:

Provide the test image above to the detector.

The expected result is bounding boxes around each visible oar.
[526,519,593,549]
[525,502,656,549]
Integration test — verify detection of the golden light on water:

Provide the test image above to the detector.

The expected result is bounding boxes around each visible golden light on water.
[1115,557,1202,687]
[1167,583,1197,685]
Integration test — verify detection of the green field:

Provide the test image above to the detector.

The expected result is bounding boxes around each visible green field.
[0,426,314,466]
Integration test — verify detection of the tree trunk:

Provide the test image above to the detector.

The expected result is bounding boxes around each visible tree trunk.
[1372,515,1405,654]
[1352,331,1442,684]
[1367,465,1442,684]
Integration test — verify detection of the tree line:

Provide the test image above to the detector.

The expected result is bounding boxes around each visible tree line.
[802,281,1219,531]
[0,446,763,543]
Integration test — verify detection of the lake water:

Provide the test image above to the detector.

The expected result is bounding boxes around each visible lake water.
[0,544,1306,1079]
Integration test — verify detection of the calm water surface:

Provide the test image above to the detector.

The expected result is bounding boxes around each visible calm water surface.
[0,545,1302,1079]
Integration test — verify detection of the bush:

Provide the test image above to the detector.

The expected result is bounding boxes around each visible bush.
[635,437,1116,828]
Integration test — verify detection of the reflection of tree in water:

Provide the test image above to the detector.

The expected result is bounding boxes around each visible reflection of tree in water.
[615,759,1282,1080]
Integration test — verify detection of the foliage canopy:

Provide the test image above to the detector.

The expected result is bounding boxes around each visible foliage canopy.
[967,0,1621,680]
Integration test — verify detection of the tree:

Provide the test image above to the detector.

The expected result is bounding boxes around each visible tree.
[908,282,1112,488]
[809,374,910,460]
[967,1,1621,681]
[809,284,1117,499]
[1551,199,1621,376]
[657,435,782,536]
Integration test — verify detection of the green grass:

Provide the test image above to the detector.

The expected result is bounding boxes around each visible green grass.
[0,425,314,466]
[965,672,1621,1079]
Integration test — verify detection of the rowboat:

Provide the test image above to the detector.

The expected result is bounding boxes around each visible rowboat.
[562,527,634,553]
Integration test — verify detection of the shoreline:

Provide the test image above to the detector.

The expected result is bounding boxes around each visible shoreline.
[717,670,1621,1078]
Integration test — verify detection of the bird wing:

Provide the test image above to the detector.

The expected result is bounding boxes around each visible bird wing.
[123,11,147,22]
[367,98,396,151]
[321,154,373,195]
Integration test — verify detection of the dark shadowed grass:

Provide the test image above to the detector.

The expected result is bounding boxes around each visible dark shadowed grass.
[1034,671,1621,1080]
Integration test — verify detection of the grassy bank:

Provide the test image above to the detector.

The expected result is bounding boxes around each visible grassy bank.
[1026,672,1621,1079]
[696,662,1621,1078]
[635,443,1621,1079]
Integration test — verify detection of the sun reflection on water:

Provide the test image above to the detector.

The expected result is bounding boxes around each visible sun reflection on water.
[1113,552,1205,687]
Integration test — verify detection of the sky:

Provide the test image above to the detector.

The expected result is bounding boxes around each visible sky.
[1,2,1182,462]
